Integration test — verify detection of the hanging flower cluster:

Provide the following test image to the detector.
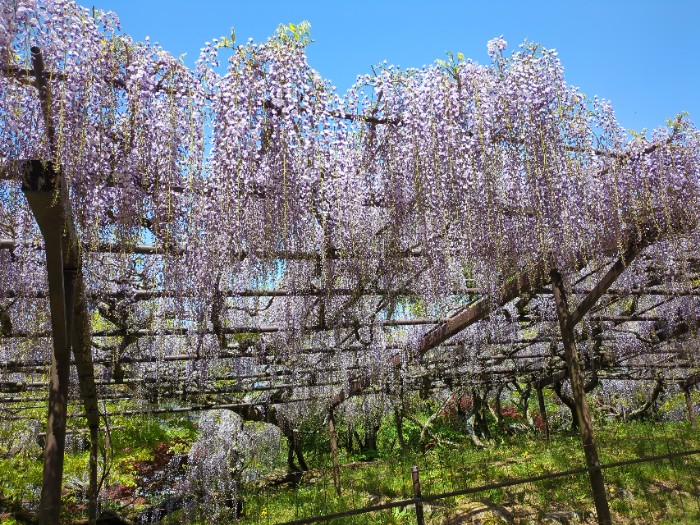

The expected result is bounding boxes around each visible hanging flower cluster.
[0,0,206,250]
[1,0,699,401]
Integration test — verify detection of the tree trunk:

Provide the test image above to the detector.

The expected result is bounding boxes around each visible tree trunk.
[40,266,73,525]
[627,379,664,421]
[553,381,580,431]
[394,408,406,451]
[294,434,309,472]
[23,49,74,524]
[459,393,486,449]
[514,383,532,429]
[345,423,354,453]
[551,269,611,525]
[286,438,298,472]
[473,389,491,440]
[283,427,308,473]
[464,411,486,449]
[70,270,100,524]
[492,386,506,433]
[363,423,380,453]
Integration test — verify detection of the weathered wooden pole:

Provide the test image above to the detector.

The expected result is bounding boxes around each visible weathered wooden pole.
[25,46,100,525]
[536,385,550,443]
[23,161,73,525]
[551,269,611,525]
[411,466,425,525]
[327,409,342,496]
[545,228,664,523]
[683,386,697,428]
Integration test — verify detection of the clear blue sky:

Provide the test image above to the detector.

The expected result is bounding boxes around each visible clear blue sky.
[90,1,699,134]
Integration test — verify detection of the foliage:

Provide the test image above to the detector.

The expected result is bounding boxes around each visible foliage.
[275,21,313,46]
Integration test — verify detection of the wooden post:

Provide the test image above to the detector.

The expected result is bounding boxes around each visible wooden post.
[24,46,100,525]
[23,168,73,525]
[24,166,99,525]
[684,387,697,428]
[327,410,342,496]
[411,466,425,525]
[536,385,550,443]
[551,269,611,525]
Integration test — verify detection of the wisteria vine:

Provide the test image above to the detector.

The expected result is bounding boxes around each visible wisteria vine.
[1,0,699,431]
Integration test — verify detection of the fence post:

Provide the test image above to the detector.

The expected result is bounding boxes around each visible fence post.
[411,466,425,525]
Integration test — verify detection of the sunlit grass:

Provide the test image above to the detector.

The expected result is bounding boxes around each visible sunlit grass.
[240,422,700,524]
[2,413,698,524]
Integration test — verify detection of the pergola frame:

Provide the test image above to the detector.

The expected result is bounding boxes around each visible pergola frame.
[0,18,699,524]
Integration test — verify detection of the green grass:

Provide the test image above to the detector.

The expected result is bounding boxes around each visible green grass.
[2,413,698,524]
[239,422,700,524]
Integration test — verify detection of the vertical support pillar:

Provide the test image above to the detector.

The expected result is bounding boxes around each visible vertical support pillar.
[40,259,72,525]
[684,387,697,428]
[551,269,611,525]
[536,385,550,443]
[411,466,425,525]
[25,46,100,525]
[327,410,341,496]
[23,162,73,525]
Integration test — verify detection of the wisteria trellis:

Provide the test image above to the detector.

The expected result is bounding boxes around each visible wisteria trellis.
[1,1,700,523]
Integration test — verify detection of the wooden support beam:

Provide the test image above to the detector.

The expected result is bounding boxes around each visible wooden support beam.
[0,287,486,301]
[20,46,100,525]
[551,269,611,525]
[23,161,72,525]
[327,410,342,496]
[419,267,547,354]
[0,237,426,261]
[570,231,656,326]
[684,386,697,428]
[420,221,675,357]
